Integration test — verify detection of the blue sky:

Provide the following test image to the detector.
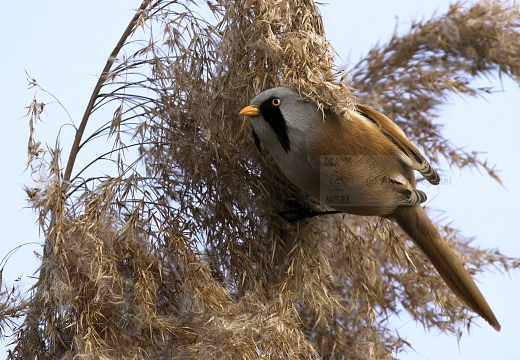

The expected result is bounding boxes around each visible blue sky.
[1,1,519,359]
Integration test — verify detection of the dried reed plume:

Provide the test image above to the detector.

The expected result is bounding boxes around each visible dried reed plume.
[3,0,520,358]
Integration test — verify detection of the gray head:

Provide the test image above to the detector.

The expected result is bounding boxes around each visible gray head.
[240,87,320,153]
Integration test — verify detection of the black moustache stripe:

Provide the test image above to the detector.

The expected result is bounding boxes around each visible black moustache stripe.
[252,128,262,154]
[259,99,291,153]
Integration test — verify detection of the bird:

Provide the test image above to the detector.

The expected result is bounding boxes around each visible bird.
[239,87,501,331]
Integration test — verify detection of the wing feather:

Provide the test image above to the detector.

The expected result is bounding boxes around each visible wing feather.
[355,104,440,185]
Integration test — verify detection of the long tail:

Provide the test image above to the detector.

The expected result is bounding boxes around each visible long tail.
[391,206,500,331]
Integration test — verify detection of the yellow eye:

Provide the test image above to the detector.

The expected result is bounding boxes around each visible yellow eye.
[271,98,281,106]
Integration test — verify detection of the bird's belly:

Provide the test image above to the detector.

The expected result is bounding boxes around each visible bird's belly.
[277,152,322,197]
[275,152,397,216]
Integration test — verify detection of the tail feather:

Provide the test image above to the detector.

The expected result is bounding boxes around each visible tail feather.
[391,206,500,331]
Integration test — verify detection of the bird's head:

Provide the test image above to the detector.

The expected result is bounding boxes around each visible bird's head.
[239,87,321,154]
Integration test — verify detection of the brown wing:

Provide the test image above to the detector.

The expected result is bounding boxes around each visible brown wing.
[355,104,440,185]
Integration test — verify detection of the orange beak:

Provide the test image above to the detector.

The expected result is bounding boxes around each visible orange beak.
[239,105,261,117]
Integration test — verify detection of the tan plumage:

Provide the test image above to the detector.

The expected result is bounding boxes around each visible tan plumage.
[239,87,500,331]
[392,206,500,330]
[354,104,440,185]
